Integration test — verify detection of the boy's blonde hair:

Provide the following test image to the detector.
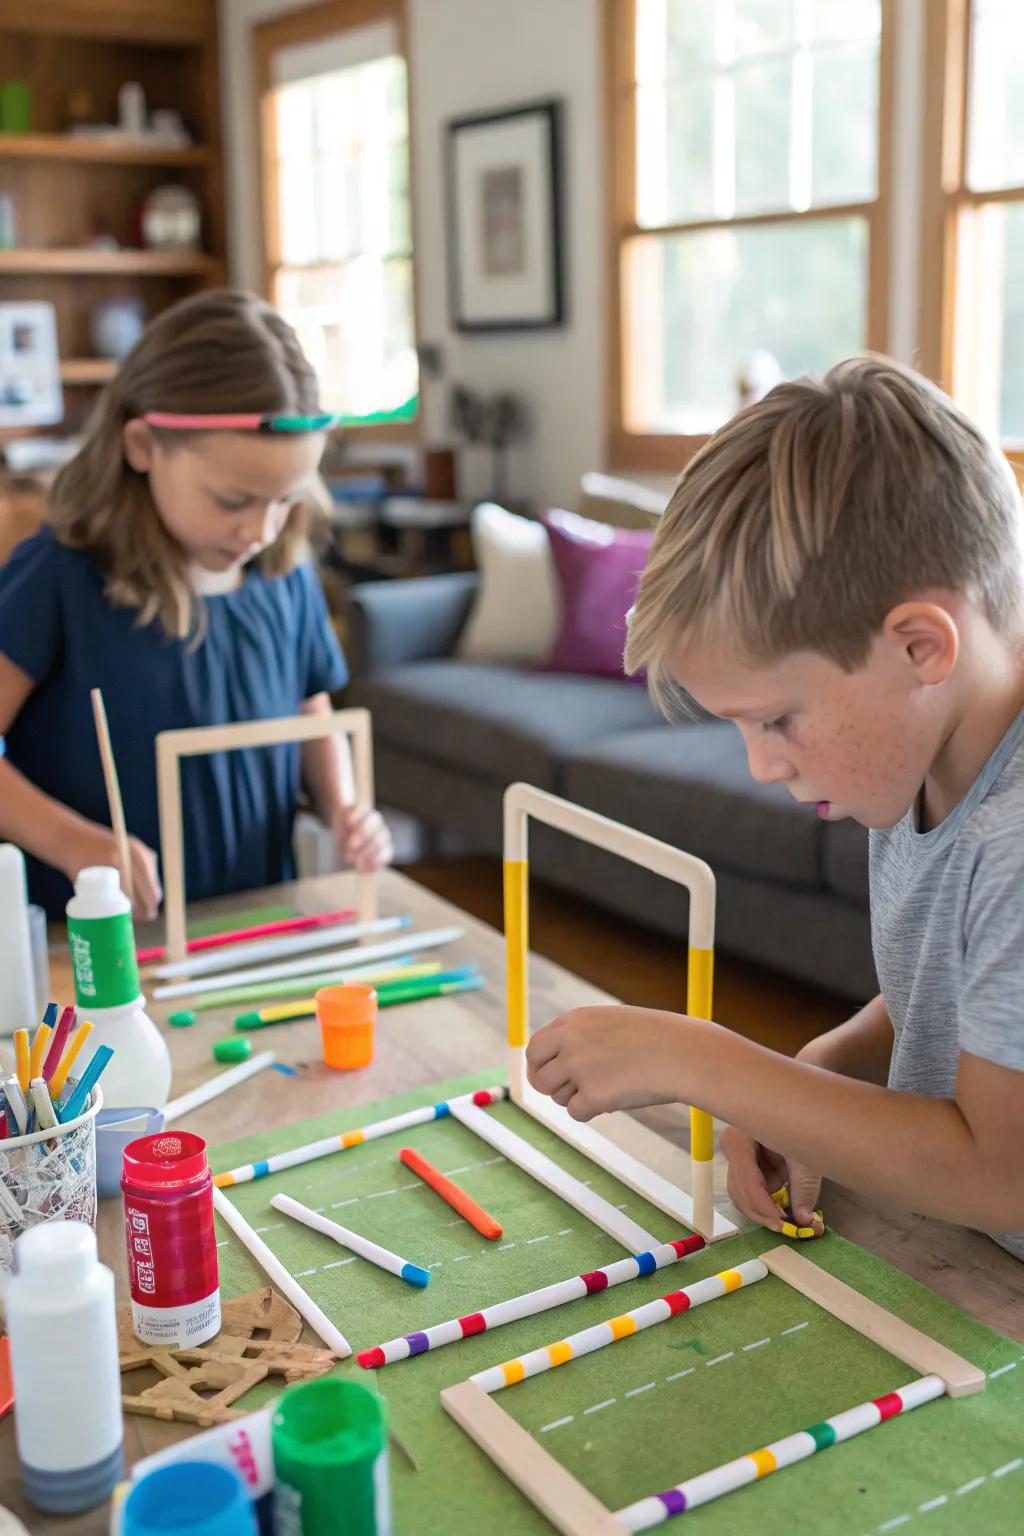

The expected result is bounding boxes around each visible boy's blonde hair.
[50,289,323,640]
[625,356,1024,713]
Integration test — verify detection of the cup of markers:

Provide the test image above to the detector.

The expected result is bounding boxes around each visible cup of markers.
[0,1003,115,1272]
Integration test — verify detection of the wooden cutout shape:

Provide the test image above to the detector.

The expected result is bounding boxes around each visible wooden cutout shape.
[122,1355,268,1427]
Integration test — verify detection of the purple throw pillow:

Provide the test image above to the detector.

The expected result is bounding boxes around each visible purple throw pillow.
[542,509,653,679]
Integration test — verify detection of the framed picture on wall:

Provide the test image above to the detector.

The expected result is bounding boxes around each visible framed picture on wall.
[446,98,564,332]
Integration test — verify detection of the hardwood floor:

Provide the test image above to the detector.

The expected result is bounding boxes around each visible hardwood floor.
[405,855,851,1056]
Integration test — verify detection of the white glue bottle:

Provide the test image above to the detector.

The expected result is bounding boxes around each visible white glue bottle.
[5,1221,123,1512]
[0,844,37,1036]
[65,866,171,1108]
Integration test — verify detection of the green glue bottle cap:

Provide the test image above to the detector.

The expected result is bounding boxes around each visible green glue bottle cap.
[213,1037,252,1064]
[234,1011,262,1030]
[169,1010,196,1029]
[272,1378,389,1535]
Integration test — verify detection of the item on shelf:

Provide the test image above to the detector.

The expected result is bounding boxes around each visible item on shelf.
[423,446,457,499]
[0,304,63,430]
[140,185,201,252]
[118,82,147,137]
[91,298,145,361]
[63,88,96,131]
[450,383,529,503]
[0,81,31,134]
[150,109,191,146]
[0,192,15,250]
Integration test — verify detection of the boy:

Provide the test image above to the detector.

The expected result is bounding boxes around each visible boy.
[526,357,1024,1259]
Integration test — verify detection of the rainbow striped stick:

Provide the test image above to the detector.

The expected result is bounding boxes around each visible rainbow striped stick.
[470,1258,767,1394]
[357,1234,707,1369]
[616,1375,946,1528]
[213,1086,508,1188]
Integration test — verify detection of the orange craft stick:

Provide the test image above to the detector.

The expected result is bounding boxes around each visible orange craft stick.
[399,1145,503,1240]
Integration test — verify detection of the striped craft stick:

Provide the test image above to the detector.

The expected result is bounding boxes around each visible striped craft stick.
[616,1375,946,1528]
[357,1234,707,1369]
[470,1258,768,1394]
[213,1086,508,1188]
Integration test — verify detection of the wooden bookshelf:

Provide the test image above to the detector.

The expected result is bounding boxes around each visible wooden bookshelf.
[0,0,226,429]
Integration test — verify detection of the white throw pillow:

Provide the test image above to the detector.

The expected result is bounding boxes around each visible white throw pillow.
[457,502,560,665]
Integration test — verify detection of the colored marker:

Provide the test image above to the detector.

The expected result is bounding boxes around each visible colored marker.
[28,1025,51,1083]
[29,1078,58,1132]
[41,1005,77,1083]
[271,1193,430,1287]
[135,906,357,965]
[58,1045,114,1123]
[0,1112,8,1141]
[3,1078,28,1137]
[193,956,430,1013]
[377,975,484,1007]
[398,1145,503,1239]
[233,965,480,1029]
[48,1021,94,1100]
[13,1031,30,1096]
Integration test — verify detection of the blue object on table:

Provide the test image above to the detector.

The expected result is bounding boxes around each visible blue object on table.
[58,1045,114,1123]
[94,1105,164,1195]
[122,1461,258,1536]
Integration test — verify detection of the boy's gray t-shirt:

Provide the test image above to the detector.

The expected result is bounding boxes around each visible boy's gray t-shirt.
[869,707,1024,1262]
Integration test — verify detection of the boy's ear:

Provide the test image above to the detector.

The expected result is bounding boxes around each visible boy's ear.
[122,418,155,473]
[883,600,959,685]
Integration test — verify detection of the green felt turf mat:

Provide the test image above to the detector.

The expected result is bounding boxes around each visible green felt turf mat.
[187,903,299,939]
[210,1071,1024,1534]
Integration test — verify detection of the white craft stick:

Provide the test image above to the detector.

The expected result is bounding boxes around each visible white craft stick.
[154,926,464,1001]
[272,1193,430,1288]
[212,1187,351,1357]
[471,1259,768,1395]
[154,915,408,980]
[450,1099,659,1253]
[163,1051,276,1122]
[214,1086,508,1188]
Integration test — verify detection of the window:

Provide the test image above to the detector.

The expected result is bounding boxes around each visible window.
[255,5,418,429]
[609,0,891,468]
[924,0,1024,445]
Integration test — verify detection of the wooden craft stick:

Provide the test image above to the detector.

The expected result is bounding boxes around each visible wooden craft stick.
[398,1145,503,1240]
[469,1259,767,1394]
[616,1374,947,1528]
[450,1097,660,1253]
[442,1381,624,1536]
[213,1086,508,1188]
[760,1246,985,1398]
[212,1187,350,1358]
[153,926,465,1001]
[357,1235,707,1369]
[91,687,133,904]
[272,1194,430,1288]
[162,1051,275,1123]
[153,914,409,981]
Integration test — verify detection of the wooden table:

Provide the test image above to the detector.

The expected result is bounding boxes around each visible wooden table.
[5,868,1024,1531]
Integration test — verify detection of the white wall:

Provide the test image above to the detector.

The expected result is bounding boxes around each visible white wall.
[219,0,605,508]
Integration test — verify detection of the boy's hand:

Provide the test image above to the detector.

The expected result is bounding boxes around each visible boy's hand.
[526,1005,694,1120]
[62,822,162,922]
[721,1125,824,1235]
[332,803,393,874]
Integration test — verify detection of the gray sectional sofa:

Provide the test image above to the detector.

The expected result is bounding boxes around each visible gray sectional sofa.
[345,572,876,1002]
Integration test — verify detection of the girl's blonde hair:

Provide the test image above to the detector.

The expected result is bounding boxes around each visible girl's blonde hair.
[50,289,324,639]
[625,356,1024,714]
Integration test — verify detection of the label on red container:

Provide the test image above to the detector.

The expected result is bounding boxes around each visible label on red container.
[124,1196,221,1346]
[130,1289,222,1347]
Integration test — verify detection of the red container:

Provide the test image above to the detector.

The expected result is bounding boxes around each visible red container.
[121,1131,221,1348]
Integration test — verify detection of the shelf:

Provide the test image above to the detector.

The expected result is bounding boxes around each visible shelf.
[0,132,212,166]
[59,359,118,385]
[0,249,223,276]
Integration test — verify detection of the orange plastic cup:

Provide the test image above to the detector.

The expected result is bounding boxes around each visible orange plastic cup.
[316,984,377,1071]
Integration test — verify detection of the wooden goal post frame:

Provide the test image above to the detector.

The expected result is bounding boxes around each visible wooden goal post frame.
[503,783,736,1242]
[156,707,376,964]
[440,1245,985,1536]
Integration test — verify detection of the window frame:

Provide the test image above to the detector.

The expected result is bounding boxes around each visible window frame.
[253,0,420,442]
[605,0,896,473]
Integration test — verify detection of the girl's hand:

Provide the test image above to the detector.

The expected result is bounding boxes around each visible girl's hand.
[526,1005,695,1121]
[61,823,163,922]
[721,1124,824,1235]
[332,803,393,874]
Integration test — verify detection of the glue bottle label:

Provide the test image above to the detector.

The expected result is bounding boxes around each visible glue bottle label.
[68,913,140,1008]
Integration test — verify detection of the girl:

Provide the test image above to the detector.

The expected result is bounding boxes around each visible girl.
[0,289,391,920]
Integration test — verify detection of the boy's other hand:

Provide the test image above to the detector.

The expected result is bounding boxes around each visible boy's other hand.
[332,802,393,874]
[526,1005,693,1120]
[63,823,162,922]
[721,1124,824,1235]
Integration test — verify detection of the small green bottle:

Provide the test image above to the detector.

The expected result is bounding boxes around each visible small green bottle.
[272,1379,390,1535]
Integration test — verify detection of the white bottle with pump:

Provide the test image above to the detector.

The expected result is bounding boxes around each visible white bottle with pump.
[5,1221,123,1512]
[65,866,171,1108]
